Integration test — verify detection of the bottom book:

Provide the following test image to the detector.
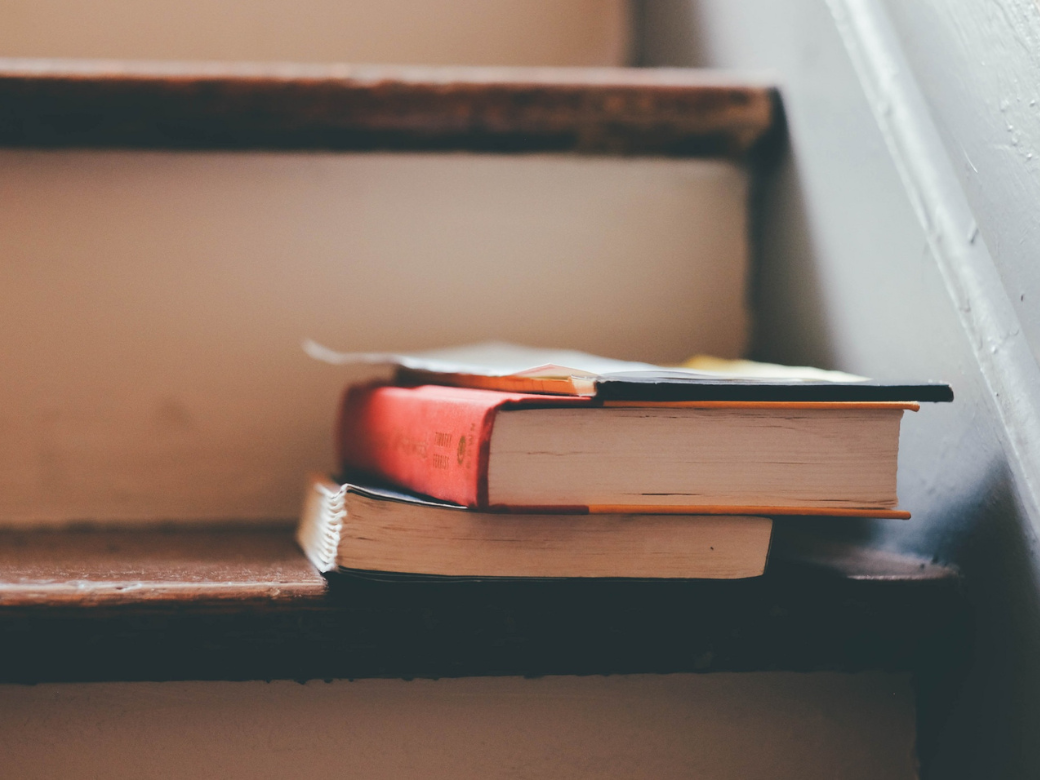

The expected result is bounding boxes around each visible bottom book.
[297,475,772,580]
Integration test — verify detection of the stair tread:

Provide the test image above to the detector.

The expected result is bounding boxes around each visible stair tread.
[0,525,967,683]
[0,59,776,156]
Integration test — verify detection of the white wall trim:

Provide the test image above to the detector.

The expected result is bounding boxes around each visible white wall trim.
[827,0,1040,525]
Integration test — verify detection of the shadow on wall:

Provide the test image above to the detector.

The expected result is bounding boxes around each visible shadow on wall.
[635,0,838,369]
[925,458,1040,779]
[746,106,837,371]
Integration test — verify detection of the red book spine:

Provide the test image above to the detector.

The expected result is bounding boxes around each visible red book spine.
[336,384,517,508]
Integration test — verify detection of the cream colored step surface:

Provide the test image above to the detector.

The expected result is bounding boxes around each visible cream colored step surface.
[0,674,916,780]
[0,0,628,66]
[0,60,772,525]
[0,150,750,524]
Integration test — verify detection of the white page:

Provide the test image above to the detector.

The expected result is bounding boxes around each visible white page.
[303,340,869,383]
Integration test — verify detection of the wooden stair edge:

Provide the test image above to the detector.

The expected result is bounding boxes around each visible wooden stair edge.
[0,525,969,684]
[0,525,326,609]
[0,58,778,156]
[0,522,957,609]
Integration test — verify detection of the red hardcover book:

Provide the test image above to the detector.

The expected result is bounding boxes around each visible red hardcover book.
[337,384,589,509]
[335,383,912,517]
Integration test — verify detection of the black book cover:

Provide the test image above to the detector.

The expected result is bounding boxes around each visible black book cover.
[593,376,954,403]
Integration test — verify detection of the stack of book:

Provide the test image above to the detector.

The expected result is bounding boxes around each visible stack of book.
[297,344,952,580]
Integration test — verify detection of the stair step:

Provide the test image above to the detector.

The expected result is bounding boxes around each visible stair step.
[0,59,776,156]
[0,525,966,683]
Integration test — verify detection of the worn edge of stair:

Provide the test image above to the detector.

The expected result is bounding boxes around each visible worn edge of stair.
[0,524,968,687]
[0,59,777,156]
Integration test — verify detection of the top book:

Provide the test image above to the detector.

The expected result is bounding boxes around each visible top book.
[321,343,953,517]
[336,383,917,517]
[306,341,954,403]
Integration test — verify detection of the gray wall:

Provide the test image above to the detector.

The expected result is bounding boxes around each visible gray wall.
[638,1,1040,776]
[881,0,1040,369]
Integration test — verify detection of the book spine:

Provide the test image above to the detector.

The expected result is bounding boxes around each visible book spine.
[336,385,500,508]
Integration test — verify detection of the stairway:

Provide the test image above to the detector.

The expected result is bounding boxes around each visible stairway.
[0,56,962,779]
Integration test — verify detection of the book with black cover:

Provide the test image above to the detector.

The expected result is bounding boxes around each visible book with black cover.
[305,340,953,403]
[593,376,954,403]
